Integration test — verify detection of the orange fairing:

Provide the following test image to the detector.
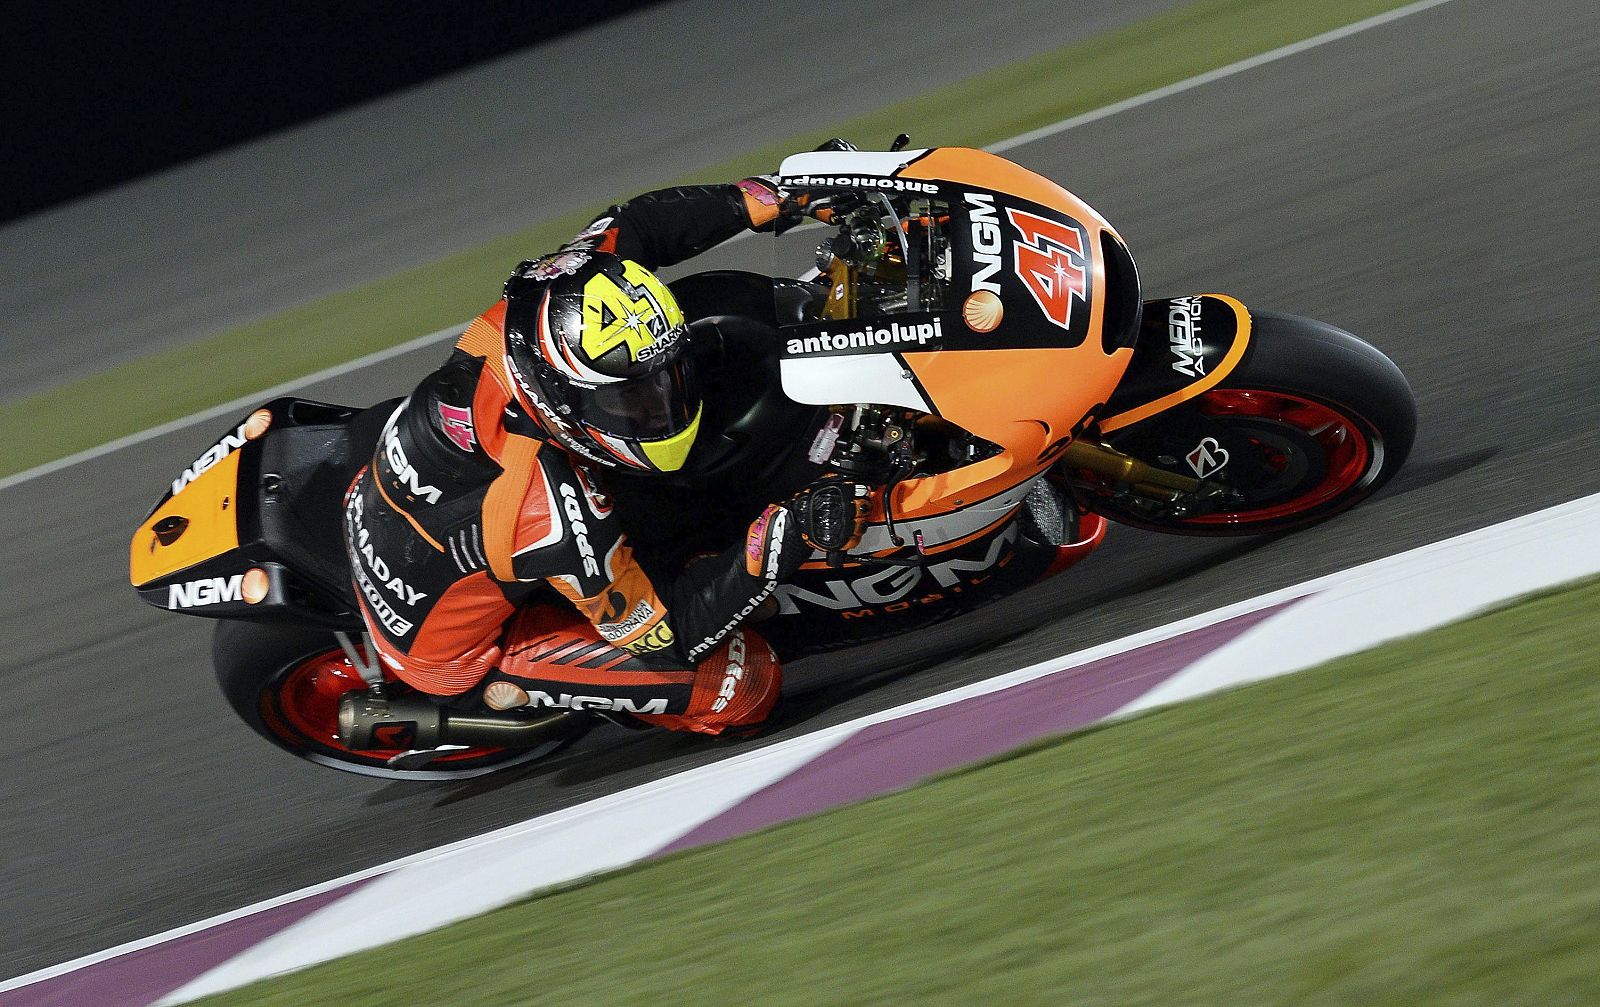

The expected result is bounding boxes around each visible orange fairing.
[889,147,1135,519]
[900,148,1125,247]
[130,450,242,586]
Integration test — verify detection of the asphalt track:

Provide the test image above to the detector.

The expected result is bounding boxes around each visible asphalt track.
[0,0,1183,405]
[4,0,1599,980]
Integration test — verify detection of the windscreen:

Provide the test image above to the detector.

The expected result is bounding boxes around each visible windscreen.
[772,189,959,325]
[769,177,974,412]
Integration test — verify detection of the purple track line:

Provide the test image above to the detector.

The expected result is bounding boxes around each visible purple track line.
[2,876,377,1007]
[662,600,1302,854]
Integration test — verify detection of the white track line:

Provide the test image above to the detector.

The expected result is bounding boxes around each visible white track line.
[989,0,1460,154]
[0,324,462,494]
[0,0,1459,496]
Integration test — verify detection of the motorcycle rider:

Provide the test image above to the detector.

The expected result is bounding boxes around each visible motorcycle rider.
[343,171,863,736]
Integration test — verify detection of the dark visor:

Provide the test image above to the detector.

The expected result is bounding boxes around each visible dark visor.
[577,363,700,441]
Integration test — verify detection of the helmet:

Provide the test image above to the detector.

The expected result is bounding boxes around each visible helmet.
[503,252,702,473]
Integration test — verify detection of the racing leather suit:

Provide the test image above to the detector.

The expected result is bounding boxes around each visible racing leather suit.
[342,182,801,733]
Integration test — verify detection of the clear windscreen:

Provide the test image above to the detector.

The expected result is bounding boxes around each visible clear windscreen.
[771,189,959,325]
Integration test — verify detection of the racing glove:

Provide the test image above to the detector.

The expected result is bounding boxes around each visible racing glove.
[737,140,864,234]
[735,175,808,234]
[784,474,871,566]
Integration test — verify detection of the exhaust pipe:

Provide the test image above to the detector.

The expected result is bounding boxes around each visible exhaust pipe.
[337,689,581,751]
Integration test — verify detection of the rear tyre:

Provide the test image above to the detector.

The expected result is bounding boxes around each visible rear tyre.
[1084,311,1416,535]
[213,620,575,781]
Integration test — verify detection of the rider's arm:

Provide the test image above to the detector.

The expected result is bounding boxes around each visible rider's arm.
[485,442,803,665]
[562,182,780,270]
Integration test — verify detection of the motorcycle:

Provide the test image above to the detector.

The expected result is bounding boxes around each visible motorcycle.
[129,143,1416,779]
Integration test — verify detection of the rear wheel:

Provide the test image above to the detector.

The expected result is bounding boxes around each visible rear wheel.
[1080,311,1416,535]
[213,621,573,781]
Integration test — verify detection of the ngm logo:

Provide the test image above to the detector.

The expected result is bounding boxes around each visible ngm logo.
[167,574,243,609]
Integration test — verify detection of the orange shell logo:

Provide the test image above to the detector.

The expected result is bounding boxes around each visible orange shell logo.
[963,291,1003,333]
[242,567,270,604]
[244,409,273,440]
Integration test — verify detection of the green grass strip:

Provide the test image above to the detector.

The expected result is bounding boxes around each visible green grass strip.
[200,576,1600,1006]
[4,0,1420,478]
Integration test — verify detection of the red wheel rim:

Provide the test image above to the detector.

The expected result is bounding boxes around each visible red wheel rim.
[1186,388,1376,525]
[263,647,504,763]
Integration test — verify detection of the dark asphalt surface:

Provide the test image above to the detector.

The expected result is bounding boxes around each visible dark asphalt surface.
[0,0,1183,405]
[6,0,1600,980]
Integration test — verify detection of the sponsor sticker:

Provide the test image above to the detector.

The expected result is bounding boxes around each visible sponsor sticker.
[384,424,443,505]
[776,522,1017,614]
[689,508,787,659]
[519,250,592,281]
[965,192,1004,296]
[625,621,676,656]
[437,402,476,452]
[167,574,243,610]
[780,174,938,194]
[597,597,659,642]
[525,691,669,715]
[171,424,248,497]
[346,490,430,608]
[1168,296,1206,378]
[783,316,944,358]
[572,216,615,243]
[1185,436,1230,479]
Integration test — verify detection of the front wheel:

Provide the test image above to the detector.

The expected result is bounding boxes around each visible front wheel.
[1080,311,1416,535]
[213,621,576,781]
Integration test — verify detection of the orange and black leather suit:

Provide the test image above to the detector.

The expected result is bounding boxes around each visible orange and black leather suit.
[342,182,800,732]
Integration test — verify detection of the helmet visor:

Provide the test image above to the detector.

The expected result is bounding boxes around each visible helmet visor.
[579,362,700,441]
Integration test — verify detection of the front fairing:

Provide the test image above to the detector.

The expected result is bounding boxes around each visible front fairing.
[768,147,1138,461]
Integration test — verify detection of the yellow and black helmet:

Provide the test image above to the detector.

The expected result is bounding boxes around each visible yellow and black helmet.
[503,252,702,473]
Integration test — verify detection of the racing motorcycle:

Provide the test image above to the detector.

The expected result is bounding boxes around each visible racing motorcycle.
[129,142,1416,780]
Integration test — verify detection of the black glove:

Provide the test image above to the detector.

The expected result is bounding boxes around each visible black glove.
[785,474,871,566]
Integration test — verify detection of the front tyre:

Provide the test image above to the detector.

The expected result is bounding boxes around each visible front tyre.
[1085,311,1416,535]
[213,621,570,781]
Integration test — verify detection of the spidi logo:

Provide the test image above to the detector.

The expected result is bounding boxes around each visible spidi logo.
[710,631,748,714]
[559,483,602,578]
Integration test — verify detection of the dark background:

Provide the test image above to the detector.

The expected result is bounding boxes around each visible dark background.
[1,0,663,224]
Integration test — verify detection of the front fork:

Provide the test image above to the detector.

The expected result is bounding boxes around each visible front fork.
[1059,439,1198,501]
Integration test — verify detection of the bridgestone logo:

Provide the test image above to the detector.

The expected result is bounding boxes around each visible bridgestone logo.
[781,174,938,194]
[784,317,944,357]
[352,561,414,637]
